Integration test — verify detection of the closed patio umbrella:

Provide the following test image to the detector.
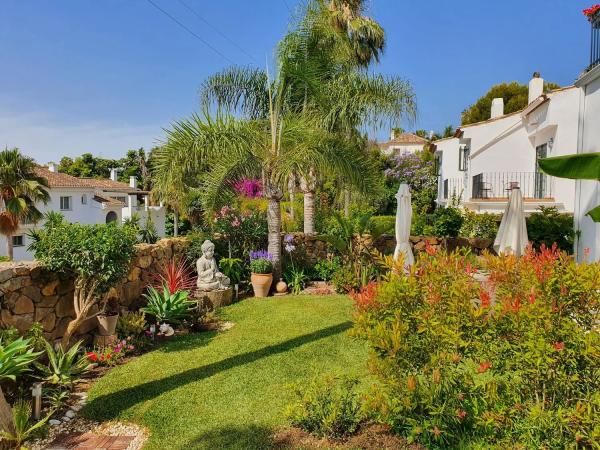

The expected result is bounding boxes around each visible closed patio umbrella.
[394,184,415,267]
[494,187,529,256]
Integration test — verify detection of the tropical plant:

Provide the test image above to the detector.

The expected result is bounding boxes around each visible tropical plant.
[152,256,196,294]
[218,257,244,286]
[0,148,50,260]
[116,312,147,337]
[139,214,158,244]
[0,338,42,436]
[28,219,137,348]
[284,266,308,295]
[538,152,600,221]
[0,399,52,450]
[44,388,70,410]
[313,255,342,281]
[249,251,274,275]
[34,340,90,389]
[141,283,195,325]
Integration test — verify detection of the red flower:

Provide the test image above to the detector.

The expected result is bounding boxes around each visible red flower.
[477,361,492,374]
[425,243,437,256]
[86,352,98,362]
[350,282,378,311]
[553,342,565,352]
[455,409,467,420]
[583,4,600,19]
[479,290,491,309]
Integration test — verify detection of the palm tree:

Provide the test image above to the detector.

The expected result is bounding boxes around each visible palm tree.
[278,1,416,233]
[0,148,49,260]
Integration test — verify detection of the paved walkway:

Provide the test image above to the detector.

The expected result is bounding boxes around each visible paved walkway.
[47,433,135,450]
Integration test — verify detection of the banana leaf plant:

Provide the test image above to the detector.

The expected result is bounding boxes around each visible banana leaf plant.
[538,152,600,221]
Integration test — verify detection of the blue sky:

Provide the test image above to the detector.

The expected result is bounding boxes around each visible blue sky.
[0,0,593,162]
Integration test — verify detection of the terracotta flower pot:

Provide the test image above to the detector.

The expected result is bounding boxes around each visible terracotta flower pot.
[275,278,288,294]
[251,273,273,297]
[97,313,119,336]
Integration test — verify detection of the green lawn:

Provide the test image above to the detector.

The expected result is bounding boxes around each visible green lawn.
[83,295,368,449]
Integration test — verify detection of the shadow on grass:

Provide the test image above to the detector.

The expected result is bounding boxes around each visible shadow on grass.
[178,424,274,450]
[155,329,219,353]
[84,321,352,421]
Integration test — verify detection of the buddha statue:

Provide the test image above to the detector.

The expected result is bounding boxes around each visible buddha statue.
[196,240,230,291]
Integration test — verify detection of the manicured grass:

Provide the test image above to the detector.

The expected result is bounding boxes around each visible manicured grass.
[83,295,368,449]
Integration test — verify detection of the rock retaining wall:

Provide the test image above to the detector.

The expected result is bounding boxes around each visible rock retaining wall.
[284,233,494,264]
[0,238,189,342]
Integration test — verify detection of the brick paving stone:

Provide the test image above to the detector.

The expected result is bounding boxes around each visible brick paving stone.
[47,433,135,450]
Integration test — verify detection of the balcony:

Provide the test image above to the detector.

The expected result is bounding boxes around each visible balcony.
[471,172,553,201]
[442,178,465,200]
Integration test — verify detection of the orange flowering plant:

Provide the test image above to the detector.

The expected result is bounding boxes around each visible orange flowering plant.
[352,246,600,449]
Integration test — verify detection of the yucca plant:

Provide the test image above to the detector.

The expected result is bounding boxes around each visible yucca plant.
[0,338,42,436]
[0,399,53,450]
[34,340,90,389]
[141,283,196,325]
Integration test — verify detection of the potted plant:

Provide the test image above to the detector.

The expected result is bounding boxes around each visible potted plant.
[249,250,274,297]
[97,297,119,336]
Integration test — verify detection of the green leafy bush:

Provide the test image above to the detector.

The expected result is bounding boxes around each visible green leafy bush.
[286,375,364,438]
[117,312,147,337]
[34,340,90,389]
[0,337,41,382]
[212,206,268,259]
[459,211,500,239]
[353,247,600,449]
[313,256,342,282]
[284,266,308,295]
[0,399,52,449]
[331,266,360,294]
[429,206,463,237]
[526,206,574,253]
[219,258,245,285]
[141,283,195,325]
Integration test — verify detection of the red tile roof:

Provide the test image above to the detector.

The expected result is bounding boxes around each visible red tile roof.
[378,133,428,149]
[35,167,144,193]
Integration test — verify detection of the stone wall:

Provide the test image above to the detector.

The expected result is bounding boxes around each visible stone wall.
[285,233,494,264]
[0,238,189,342]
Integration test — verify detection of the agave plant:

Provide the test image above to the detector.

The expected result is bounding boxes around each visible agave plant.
[0,338,42,436]
[0,399,53,450]
[34,340,90,389]
[141,283,196,325]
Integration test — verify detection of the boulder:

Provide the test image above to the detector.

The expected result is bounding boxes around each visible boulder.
[138,255,153,269]
[56,296,75,318]
[41,280,60,296]
[13,296,34,314]
[38,295,60,308]
[21,286,41,302]
[128,267,141,282]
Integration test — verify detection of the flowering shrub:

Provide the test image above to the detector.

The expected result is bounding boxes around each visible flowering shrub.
[583,4,600,20]
[249,250,273,274]
[233,178,263,198]
[213,206,267,259]
[353,247,600,449]
[86,338,135,366]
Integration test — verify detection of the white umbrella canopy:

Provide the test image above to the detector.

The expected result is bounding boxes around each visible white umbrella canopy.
[393,183,415,267]
[494,187,529,256]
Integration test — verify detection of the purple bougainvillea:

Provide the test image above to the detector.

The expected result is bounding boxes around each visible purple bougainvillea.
[234,178,263,198]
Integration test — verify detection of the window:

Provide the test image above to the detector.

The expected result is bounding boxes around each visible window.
[106,211,118,224]
[81,194,87,205]
[12,235,24,247]
[458,145,470,172]
[60,196,72,210]
[434,154,442,176]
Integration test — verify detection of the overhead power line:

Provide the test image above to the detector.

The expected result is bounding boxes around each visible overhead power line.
[175,0,258,64]
[145,0,235,65]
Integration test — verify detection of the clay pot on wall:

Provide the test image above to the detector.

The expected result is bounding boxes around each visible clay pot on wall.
[97,313,118,336]
[251,273,273,298]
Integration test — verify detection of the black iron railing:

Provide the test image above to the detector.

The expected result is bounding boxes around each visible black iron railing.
[590,14,600,70]
[442,178,464,200]
[471,172,553,200]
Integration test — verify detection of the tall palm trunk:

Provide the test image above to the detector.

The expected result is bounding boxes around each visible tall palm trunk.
[343,189,351,217]
[303,191,315,235]
[6,233,13,261]
[288,174,295,221]
[173,211,179,237]
[267,196,282,279]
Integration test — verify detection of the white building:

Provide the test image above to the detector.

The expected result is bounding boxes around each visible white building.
[573,14,600,260]
[434,75,579,214]
[378,131,428,156]
[3,164,166,261]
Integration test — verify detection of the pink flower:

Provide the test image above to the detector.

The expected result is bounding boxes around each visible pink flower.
[553,342,565,352]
